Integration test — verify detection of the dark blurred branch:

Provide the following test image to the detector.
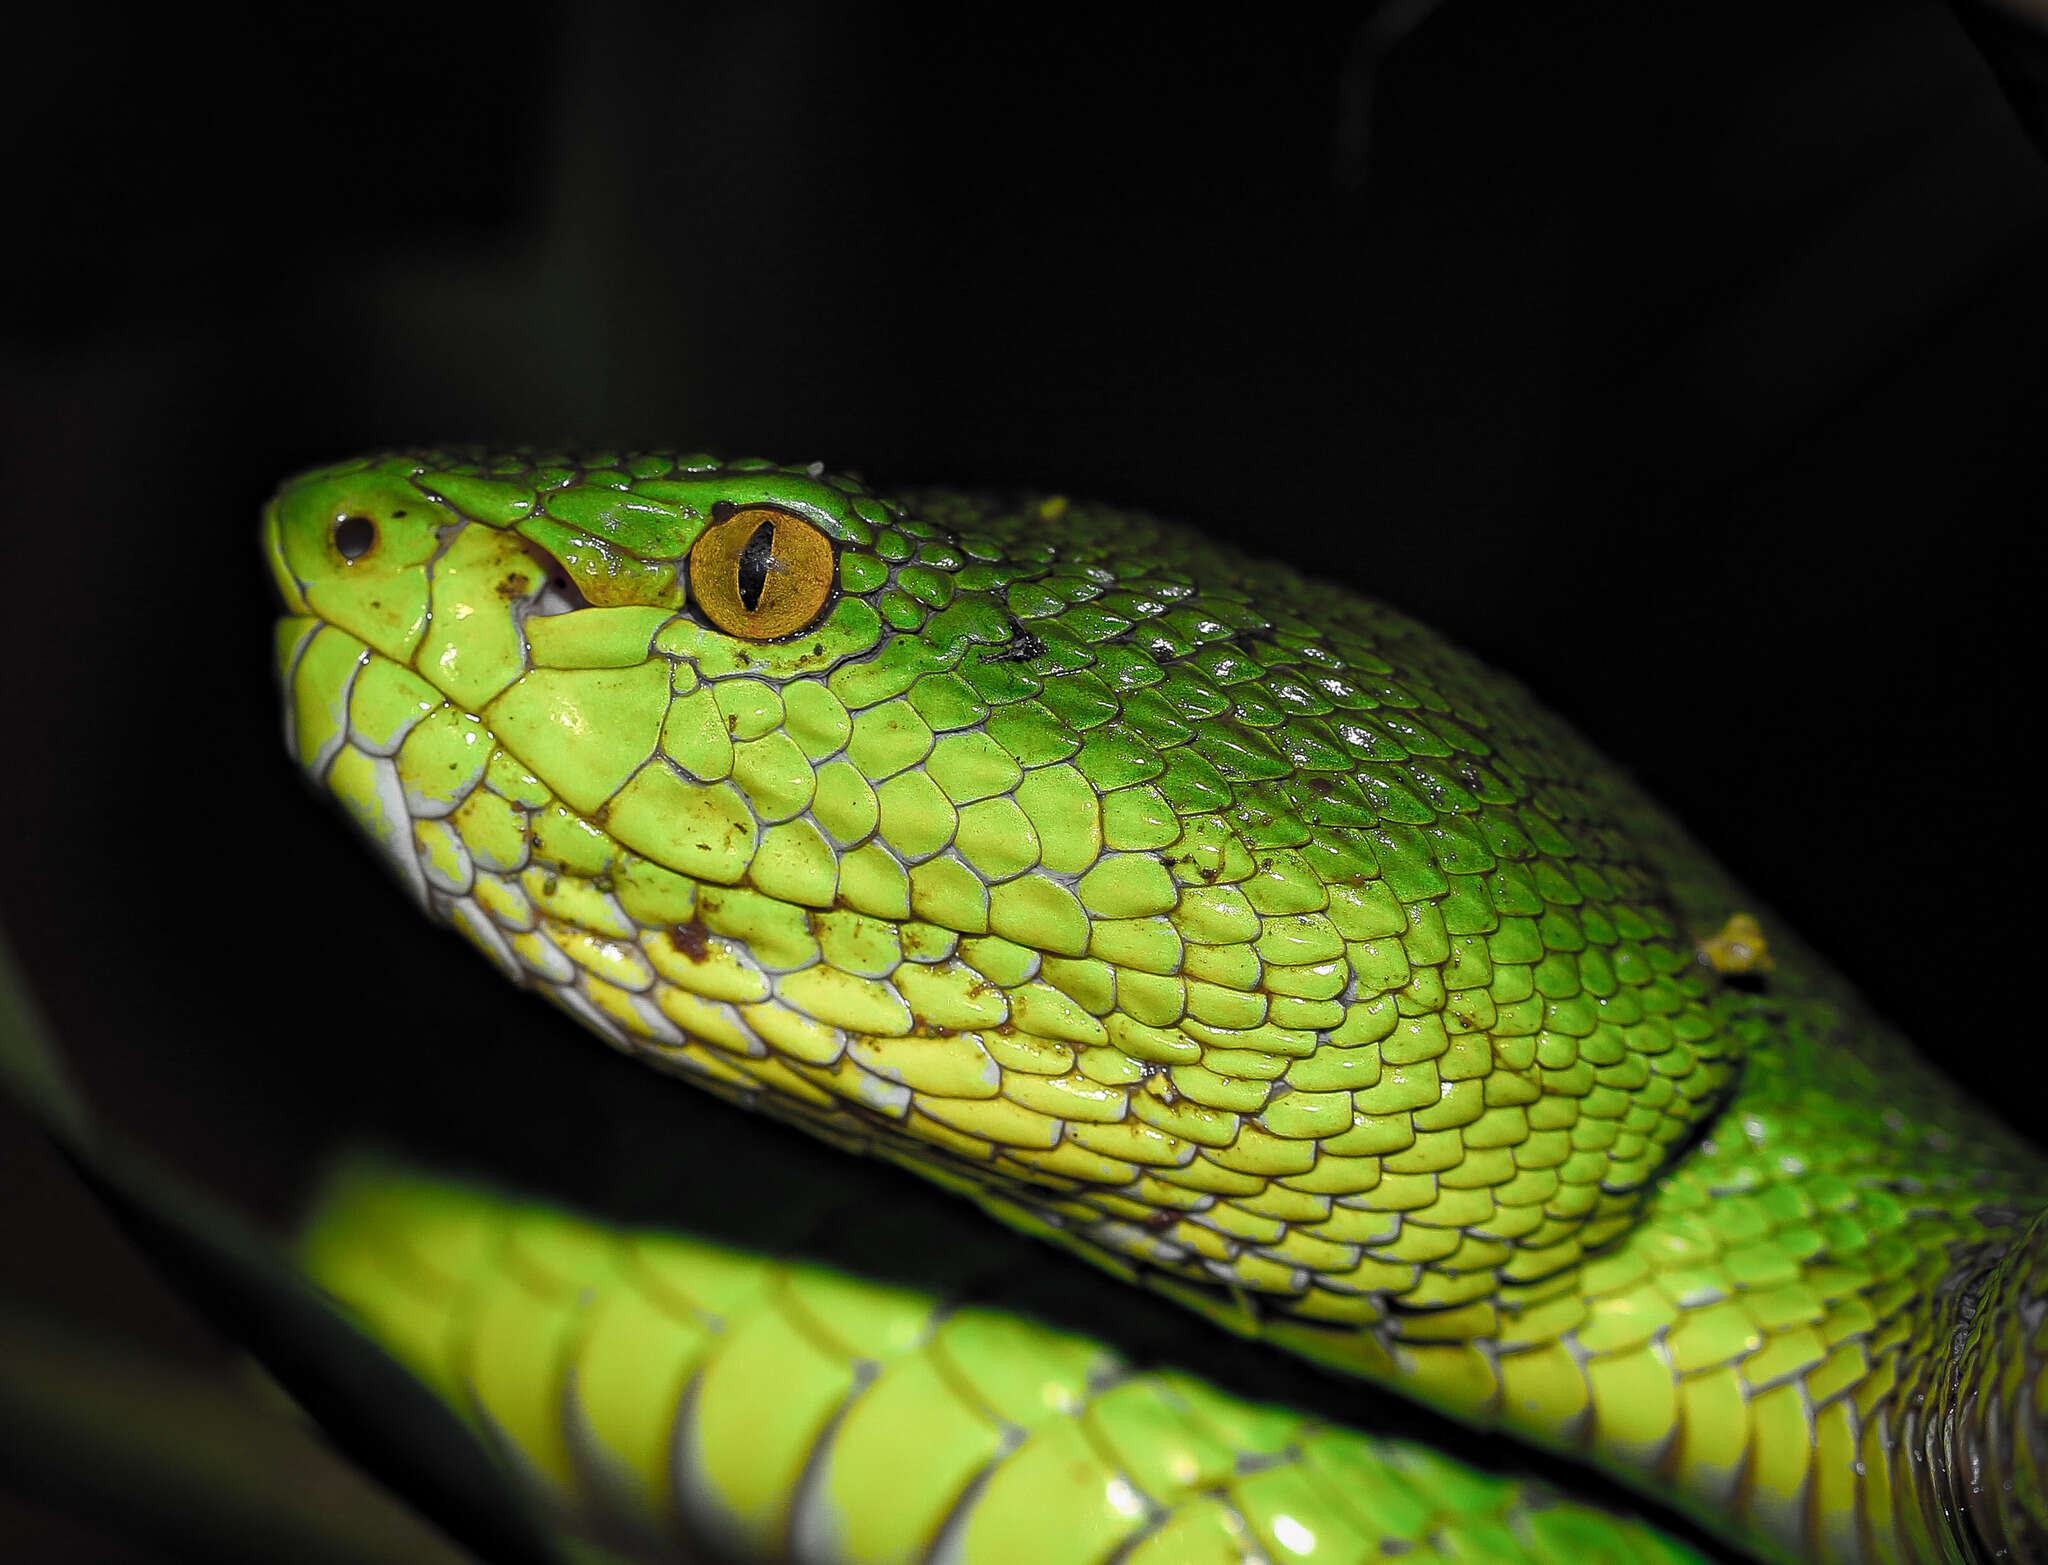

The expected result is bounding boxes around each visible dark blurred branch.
[1335,0,1454,187]
[0,1301,478,1565]
[1950,0,2048,159]
[0,929,577,1565]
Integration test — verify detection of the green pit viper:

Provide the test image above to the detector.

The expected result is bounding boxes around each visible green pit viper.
[262,448,2047,1565]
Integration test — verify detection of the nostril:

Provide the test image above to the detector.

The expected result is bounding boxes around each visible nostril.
[333,515,377,561]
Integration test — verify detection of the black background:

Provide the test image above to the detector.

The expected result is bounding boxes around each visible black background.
[3,2,2045,1558]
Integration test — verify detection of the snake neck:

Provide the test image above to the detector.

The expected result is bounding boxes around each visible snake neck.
[1906,1208,2048,1563]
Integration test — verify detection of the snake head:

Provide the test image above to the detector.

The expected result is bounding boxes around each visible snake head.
[267,447,1751,1377]
[264,449,948,708]
[264,448,1061,902]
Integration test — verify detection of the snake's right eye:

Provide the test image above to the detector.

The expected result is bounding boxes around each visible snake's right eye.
[687,505,836,639]
[332,514,377,562]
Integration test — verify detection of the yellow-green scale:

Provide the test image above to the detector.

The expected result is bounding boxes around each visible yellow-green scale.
[302,1157,1709,1565]
[268,449,2048,1565]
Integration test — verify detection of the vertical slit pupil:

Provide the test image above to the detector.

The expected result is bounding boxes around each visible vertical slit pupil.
[736,520,776,613]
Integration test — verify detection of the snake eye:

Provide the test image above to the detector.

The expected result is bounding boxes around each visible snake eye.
[687,506,836,639]
[332,514,377,561]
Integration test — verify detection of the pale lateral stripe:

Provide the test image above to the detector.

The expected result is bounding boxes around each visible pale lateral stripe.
[785,1359,882,1565]
[347,748,431,912]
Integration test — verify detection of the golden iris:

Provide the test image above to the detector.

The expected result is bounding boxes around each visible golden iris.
[687,506,836,639]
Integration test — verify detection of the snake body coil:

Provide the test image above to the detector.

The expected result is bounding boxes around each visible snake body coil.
[268,449,2048,1564]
